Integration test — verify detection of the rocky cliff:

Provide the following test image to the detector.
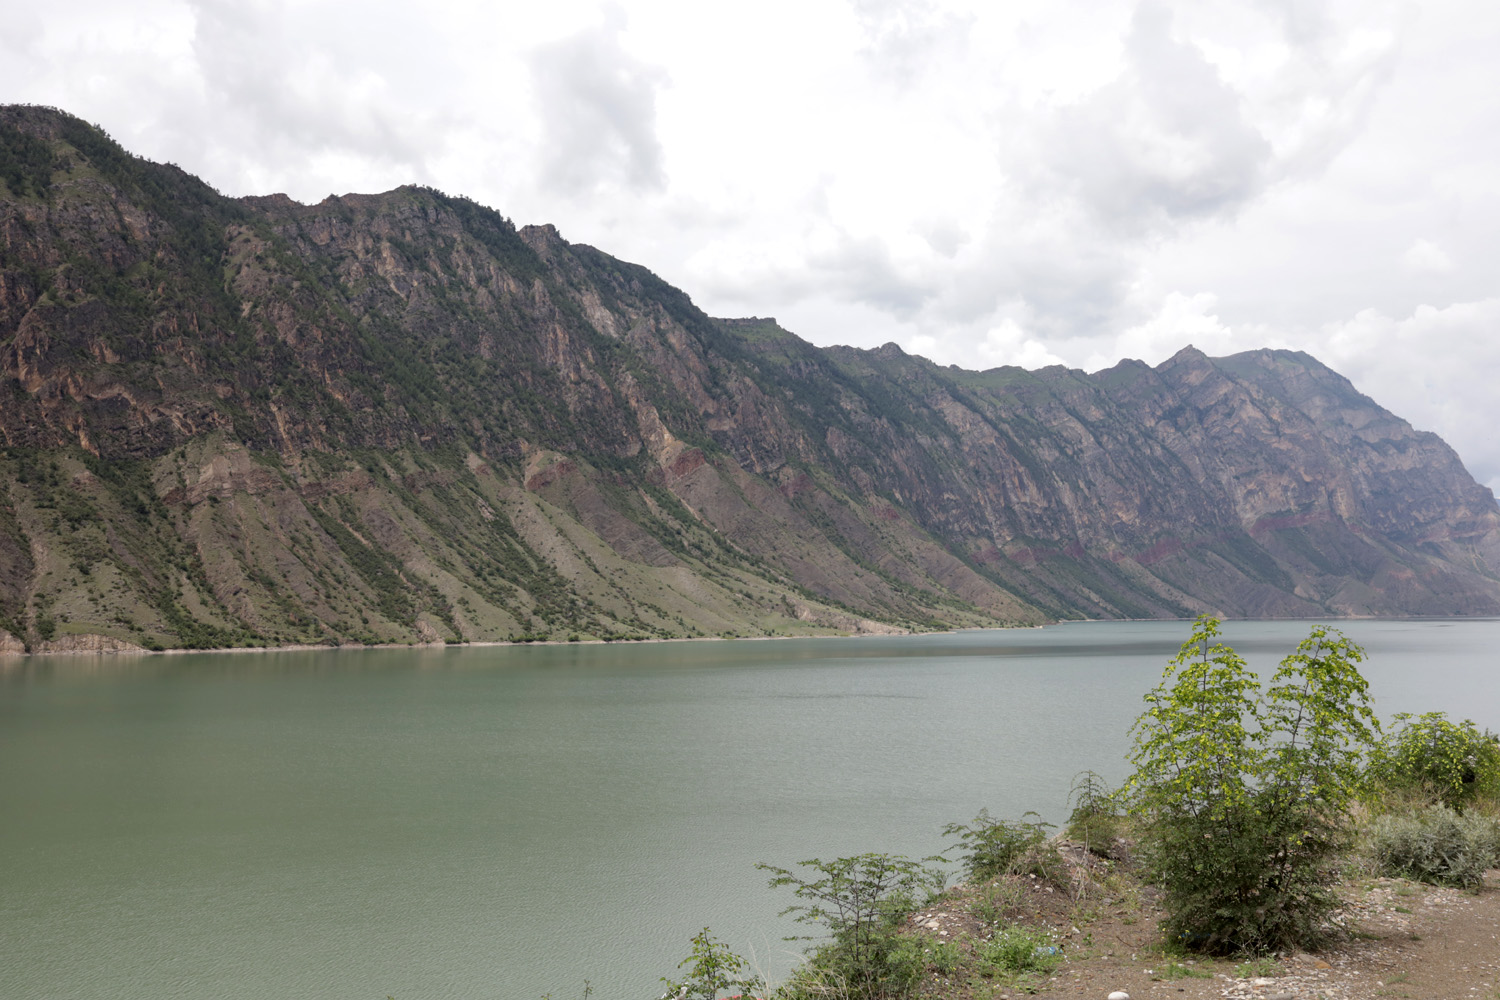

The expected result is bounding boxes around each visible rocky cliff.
[2,105,1498,653]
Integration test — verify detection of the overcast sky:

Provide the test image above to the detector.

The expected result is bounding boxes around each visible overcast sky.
[6,0,1498,493]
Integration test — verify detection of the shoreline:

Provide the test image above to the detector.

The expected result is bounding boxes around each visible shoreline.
[0,624,1006,660]
[6,613,1494,661]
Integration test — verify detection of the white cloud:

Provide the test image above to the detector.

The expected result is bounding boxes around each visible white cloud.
[1402,238,1453,273]
[528,7,669,196]
[1092,290,1237,369]
[974,318,1068,370]
[1022,3,1273,236]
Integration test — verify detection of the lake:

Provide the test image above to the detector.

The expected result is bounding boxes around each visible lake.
[2,618,1497,999]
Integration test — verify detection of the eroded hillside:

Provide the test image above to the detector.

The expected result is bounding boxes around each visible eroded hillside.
[2,105,1498,652]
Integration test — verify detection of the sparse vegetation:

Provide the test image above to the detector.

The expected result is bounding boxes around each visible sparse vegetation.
[978,924,1062,976]
[1232,957,1282,979]
[1368,805,1500,889]
[651,612,1490,1000]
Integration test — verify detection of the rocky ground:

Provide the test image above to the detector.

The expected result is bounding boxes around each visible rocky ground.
[905,842,1500,1000]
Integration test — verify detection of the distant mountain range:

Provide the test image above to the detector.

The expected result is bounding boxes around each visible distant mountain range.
[3,104,1498,653]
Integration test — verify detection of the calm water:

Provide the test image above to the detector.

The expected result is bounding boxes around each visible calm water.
[2,619,1497,999]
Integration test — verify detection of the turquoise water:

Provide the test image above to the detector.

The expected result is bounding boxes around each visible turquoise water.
[2,619,1496,999]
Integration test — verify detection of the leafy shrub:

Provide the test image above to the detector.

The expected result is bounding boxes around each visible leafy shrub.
[659,928,762,1000]
[942,810,1053,883]
[1065,771,1124,854]
[759,853,944,1000]
[776,935,926,1000]
[1008,841,1072,889]
[1127,616,1380,955]
[916,935,965,976]
[978,925,1061,976]
[1365,712,1500,811]
[1368,805,1500,889]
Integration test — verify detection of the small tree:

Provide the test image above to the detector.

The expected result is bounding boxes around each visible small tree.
[1127,616,1379,954]
[659,928,762,1000]
[1065,771,1124,855]
[758,853,944,999]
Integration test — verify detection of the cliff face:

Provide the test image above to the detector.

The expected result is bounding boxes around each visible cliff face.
[2,105,1498,652]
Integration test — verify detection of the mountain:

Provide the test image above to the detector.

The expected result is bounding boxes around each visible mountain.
[2,105,1499,654]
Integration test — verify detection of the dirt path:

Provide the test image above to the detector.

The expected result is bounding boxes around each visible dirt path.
[1026,871,1500,1000]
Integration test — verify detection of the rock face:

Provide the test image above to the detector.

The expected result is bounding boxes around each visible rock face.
[2,105,1498,651]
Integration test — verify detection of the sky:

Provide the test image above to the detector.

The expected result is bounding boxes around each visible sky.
[5,0,1499,494]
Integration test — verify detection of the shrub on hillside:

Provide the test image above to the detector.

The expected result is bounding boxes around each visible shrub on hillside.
[1127,616,1380,955]
[759,853,944,1000]
[659,928,763,1000]
[941,810,1054,883]
[1365,712,1500,811]
[978,925,1062,976]
[1065,771,1125,855]
[1368,805,1500,889]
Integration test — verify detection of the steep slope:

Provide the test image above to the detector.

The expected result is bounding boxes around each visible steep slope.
[1,105,1497,653]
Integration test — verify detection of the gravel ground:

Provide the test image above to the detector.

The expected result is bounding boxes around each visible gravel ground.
[904,843,1499,1000]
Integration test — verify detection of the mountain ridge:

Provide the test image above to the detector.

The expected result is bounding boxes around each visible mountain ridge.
[3,104,1498,654]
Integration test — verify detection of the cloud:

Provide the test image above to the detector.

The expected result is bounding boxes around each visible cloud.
[688,223,937,322]
[697,0,1405,359]
[104,0,473,201]
[529,7,668,197]
[1090,290,1236,369]
[1402,239,1453,273]
[974,317,1069,370]
[807,231,936,317]
[850,0,975,90]
[1246,0,1399,179]
[1023,2,1273,236]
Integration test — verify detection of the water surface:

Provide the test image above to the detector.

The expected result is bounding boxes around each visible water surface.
[2,619,1496,999]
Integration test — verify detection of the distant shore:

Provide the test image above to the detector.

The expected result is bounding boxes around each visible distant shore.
[2,623,1005,660]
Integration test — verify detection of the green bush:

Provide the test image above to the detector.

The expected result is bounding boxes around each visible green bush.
[775,931,928,1000]
[941,810,1053,883]
[1065,771,1124,854]
[659,927,763,1000]
[916,934,965,976]
[1368,805,1500,889]
[1127,616,1380,955]
[1365,712,1500,811]
[978,925,1061,976]
[759,853,944,1000]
